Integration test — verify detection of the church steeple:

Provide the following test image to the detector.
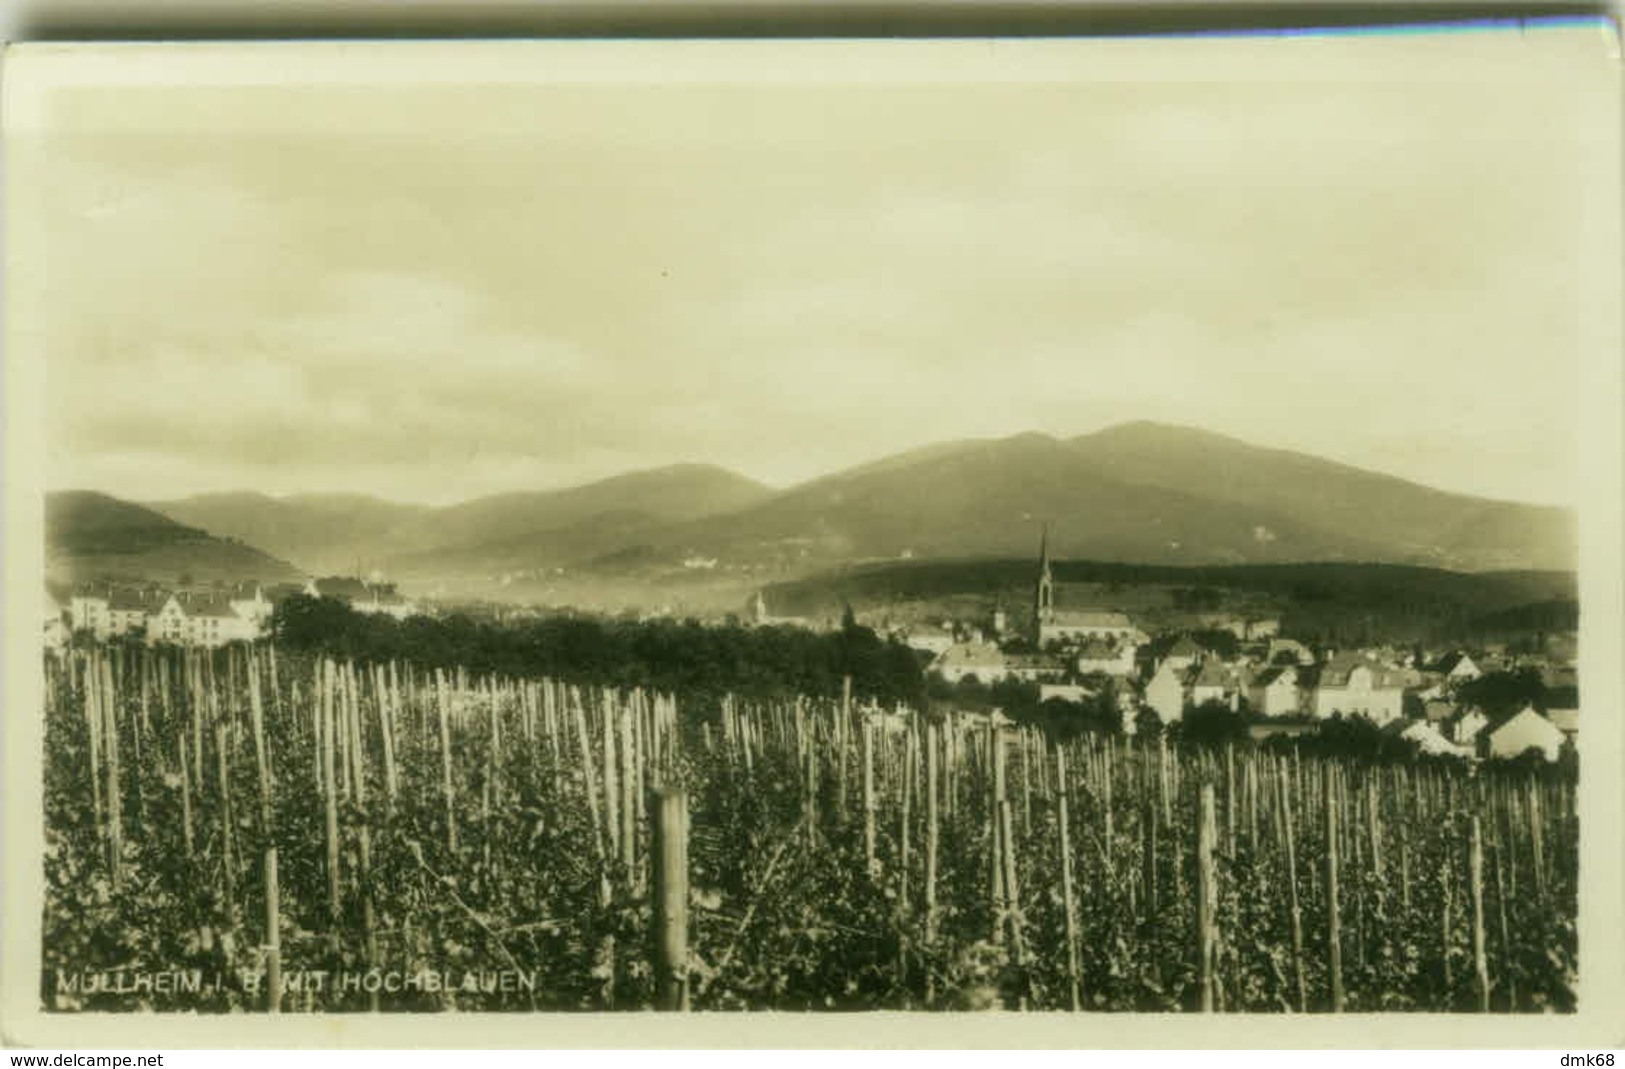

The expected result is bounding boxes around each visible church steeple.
[1034,524,1054,636]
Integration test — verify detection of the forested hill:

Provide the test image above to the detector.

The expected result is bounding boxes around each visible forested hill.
[762,558,1578,646]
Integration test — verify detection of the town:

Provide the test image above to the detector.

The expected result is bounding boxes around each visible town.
[897,535,1580,764]
[48,530,1580,768]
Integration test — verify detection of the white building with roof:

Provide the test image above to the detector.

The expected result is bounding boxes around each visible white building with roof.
[1311,653,1407,724]
[930,642,1009,684]
[1483,705,1566,762]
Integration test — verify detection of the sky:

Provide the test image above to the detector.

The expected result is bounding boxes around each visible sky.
[9,31,1617,508]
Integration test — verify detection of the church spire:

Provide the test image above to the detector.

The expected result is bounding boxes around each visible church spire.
[1034,524,1054,637]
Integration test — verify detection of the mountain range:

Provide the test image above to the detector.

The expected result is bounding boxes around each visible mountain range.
[46,491,302,586]
[48,422,1577,589]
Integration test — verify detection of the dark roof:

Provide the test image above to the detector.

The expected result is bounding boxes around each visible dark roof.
[315,577,372,599]
[107,587,158,611]
[1168,636,1207,658]
[1424,699,1455,721]
[190,595,240,619]
[1051,609,1133,628]
[1077,637,1122,659]
[935,643,1005,668]
[1252,666,1296,688]
[1319,653,1406,690]
[1432,651,1474,674]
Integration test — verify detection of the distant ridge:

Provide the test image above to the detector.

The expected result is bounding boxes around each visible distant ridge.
[47,490,301,586]
[146,463,774,577]
[98,422,1576,583]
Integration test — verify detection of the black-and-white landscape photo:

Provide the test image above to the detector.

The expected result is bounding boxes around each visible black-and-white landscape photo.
[8,28,1617,1021]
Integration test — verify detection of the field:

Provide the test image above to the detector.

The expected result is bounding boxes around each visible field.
[43,644,1578,1012]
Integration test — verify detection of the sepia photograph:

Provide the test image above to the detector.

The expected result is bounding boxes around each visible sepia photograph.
[2,25,1622,1046]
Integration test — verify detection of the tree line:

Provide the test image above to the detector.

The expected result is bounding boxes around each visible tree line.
[270,594,927,712]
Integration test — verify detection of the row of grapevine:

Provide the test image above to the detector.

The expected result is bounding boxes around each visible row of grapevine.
[42,644,1577,1012]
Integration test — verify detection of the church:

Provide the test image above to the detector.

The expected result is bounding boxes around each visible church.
[1031,529,1141,649]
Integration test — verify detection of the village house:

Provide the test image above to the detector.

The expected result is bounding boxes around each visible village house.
[69,586,161,640]
[1450,707,1490,747]
[930,642,1009,684]
[152,592,264,648]
[1423,698,1456,725]
[108,588,162,637]
[1311,653,1406,724]
[1393,718,1473,759]
[1143,659,1190,725]
[899,627,956,657]
[1265,637,1315,666]
[1247,665,1303,718]
[1197,614,1280,641]
[1038,682,1095,704]
[1075,636,1137,677]
[1005,653,1067,683]
[68,589,110,639]
[1482,705,1566,762]
[1160,635,1208,674]
[1432,651,1483,685]
[1190,660,1238,710]
[229,583,274,628]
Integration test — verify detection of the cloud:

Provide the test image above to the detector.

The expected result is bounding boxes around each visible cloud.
[27,59,1603,507]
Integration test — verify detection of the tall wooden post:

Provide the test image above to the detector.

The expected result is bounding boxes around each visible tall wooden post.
[323,662,342,947]
[1279,766,1306,1013]
[651,789,690,1011]
[1057,747,1081,1011]
[1197,783,1218,1012]
[1324,762,1344,1012]
[924,719,940,944]
[837,676,852,824]
[436,667,457,853]
[1470,816,1489,1013]
[264,846,282,1014]
[862,713,877,876]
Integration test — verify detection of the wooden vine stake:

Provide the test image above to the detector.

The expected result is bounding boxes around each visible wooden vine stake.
[85,654,106,868]
[323,660,342,947]
[651,788,690,1011]
[1469,816,1490,1013]
[1056,746,1081,1011]
[571,690,610,907]
[436,668,457,854]
[1324,762,1344,1012]
[248,651,272,834]
[264,846,281,1014]
[103,656,123,885]
[988,723,1007,946]
[178,733,195,860]
[837,676,851,824]
[924,719,940,946]
[215,720,237,931]
[1197,782,1219,1012]
[862,712,877,876]
[1278,764,1307,1012]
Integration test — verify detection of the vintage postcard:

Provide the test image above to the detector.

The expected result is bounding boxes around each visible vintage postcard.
[3,29,1622,1049]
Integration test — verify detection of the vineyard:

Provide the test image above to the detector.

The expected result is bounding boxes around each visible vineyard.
[42,644,1578,1012]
